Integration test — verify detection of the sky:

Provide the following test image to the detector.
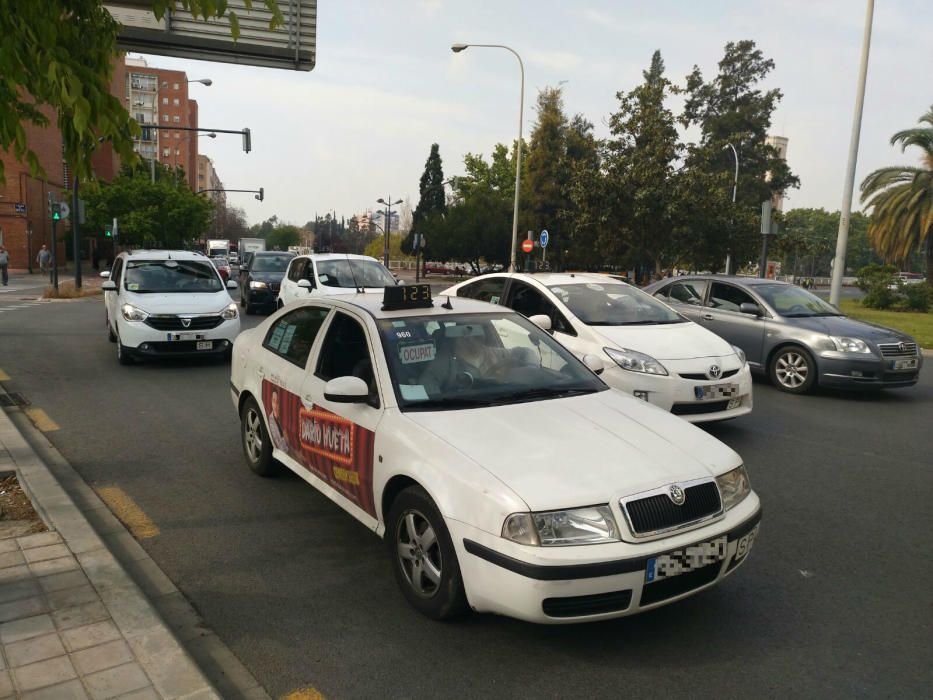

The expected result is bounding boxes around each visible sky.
[137,0,932,228]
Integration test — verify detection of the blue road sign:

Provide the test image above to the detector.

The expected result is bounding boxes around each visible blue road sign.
[540,229,549,248]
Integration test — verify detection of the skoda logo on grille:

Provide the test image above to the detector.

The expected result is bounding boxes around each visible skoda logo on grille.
[181,318,192,328]
[668,484,686,506]
[707,364,722,380]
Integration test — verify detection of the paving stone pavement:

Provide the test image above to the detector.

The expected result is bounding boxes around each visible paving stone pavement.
[0,405,220,699]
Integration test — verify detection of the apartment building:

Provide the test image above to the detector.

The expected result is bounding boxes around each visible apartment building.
[196,155,225,205]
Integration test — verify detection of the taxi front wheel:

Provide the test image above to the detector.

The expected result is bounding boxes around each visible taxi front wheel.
[387,486,467,620]
[240,398,283,477]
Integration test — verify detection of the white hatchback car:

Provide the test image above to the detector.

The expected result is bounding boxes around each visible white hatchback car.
[443,273,753,422]
[102,250,240,365]
[276,253,397,308]
[230,286,761,623]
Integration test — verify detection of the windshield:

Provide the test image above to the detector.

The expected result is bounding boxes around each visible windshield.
[124,260,223,294]
[548,282,685,325]
[251,255,292,273]
[317,259,395,288]
[378,312,606,411]
[755,284,841,317]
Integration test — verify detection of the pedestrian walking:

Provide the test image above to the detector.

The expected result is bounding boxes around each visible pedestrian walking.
[0,245,9,286]
[37,244,51,275]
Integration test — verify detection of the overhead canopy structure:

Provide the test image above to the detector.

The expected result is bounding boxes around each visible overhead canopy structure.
[105,0,316,71]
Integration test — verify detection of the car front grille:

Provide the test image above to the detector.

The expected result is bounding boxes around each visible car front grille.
[878,342,917,357]
[623,481,722,537]
[678,369,740,380]
[269,282,280,293]
[145,315,223,331]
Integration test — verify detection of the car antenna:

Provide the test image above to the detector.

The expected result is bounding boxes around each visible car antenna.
[441,295,453,310]
[346,253,363,293]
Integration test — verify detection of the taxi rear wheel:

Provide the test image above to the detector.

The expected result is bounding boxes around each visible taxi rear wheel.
[387,486,467,620]
[240,398,282,477]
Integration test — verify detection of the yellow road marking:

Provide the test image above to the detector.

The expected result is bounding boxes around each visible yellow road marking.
[281,689,326,700]
[96,486,160,539]
[0,369,10,381]
[24,408,59,432]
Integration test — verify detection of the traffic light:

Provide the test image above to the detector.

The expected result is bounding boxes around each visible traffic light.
[104,225,112,238]
[242,127,251,153]
[256,187,264,202]
[51,203,60,221]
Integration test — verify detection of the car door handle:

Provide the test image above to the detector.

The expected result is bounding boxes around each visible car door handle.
[701,314,714,321]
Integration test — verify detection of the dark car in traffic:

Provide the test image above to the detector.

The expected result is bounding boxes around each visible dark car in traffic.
[239,251,295,314]
[645,275,922,393]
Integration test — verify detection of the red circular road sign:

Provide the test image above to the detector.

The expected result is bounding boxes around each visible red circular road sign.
[521,239,534,253]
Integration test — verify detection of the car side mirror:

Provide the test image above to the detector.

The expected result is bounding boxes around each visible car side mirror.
[297,279,312,290]
[100,270,111,278]
[324,376,370,404]
[226,280,238,290]
[101,280,117,291]
[582,354,605,375]
[739,302,761,316]
[528,314,552,332]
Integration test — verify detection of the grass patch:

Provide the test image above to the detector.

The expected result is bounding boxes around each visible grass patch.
[839,299,933,349]
[43,284,103,299]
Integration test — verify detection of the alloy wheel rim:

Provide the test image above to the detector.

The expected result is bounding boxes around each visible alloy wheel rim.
[244,409,263,462]
[396,509,442,598]
[776,352,808,388]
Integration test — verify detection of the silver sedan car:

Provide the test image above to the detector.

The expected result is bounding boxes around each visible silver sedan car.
[644,276,923,393]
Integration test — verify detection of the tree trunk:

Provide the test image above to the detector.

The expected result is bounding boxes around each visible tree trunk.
[926,232,933,287]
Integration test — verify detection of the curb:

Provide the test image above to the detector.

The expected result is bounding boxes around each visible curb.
[0,391,270,699]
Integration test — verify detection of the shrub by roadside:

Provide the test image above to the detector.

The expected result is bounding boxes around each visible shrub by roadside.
[856,263,931,312]
[43,283,103,299]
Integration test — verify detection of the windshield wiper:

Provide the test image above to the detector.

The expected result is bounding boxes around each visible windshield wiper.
[404,397,492,411]
[489,386,595,405]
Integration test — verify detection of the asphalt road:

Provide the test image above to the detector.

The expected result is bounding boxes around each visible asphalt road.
[1,294,931,698]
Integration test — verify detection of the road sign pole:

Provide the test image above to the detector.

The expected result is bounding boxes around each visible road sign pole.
[72,176,82,289]
[51,218,58,291]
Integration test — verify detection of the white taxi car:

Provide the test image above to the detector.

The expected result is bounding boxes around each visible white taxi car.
[443,273,753,422]
[276,253,397,308]
[102,250,240,364]
[229,285,761,623]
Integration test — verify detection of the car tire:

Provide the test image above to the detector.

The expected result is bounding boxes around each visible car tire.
[240,397,282,477]
[116,332,134,366]
[769,346,816,393]
[386,485,468,620]
[107,317,117,343]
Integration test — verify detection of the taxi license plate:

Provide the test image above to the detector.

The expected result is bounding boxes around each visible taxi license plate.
[196,341,213,351]
[694,383,738,400]
[645,536,727,583]
[892,358,918,370]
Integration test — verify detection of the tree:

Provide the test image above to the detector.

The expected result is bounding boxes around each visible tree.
[403,144,447,254]
[561,114,602,269]
[601,50,681,277]
[208,204,249,240]
[860,105,933,284]
[680,40,799,270]
[266,224,301,251]
[82,160,211,248]
[0,1,282,185]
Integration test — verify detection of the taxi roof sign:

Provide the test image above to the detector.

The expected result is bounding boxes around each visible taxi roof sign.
[382,284,433,312]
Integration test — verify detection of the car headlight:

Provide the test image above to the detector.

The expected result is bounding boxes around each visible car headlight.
[716,465,751,511]
[502,506,620,546]
[121,304,148,321]
[830,336,871,353]
[220,303,238,320]
[732,345,747,366]
[604,347,668,376]
[249,281,267,289]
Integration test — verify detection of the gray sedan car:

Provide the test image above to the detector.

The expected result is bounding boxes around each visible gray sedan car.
[644,276,922,393]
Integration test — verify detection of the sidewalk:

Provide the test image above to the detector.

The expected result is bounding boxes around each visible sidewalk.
[0,406,218,698]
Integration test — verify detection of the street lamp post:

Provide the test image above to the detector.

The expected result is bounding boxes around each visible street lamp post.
[173,132,216,186]
[830,0,874,306]
[377,197,402,268]
[451,43,524,272]
[723,142,739,275]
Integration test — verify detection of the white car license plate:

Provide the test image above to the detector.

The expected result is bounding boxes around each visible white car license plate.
[892,358,918,370]
[694,383,738,400]
[196,340,213,351]
[734,524,759,562]
[645,536,727,583]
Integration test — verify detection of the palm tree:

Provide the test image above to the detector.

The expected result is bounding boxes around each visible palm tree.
[860,105,933,283]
